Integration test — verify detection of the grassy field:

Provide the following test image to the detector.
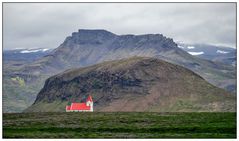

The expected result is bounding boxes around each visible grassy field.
[3,112,236,138]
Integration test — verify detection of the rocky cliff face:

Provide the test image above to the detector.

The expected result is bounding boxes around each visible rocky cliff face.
[25,57,235,112]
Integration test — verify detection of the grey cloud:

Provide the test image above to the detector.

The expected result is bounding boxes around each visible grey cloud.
[3,3,236,50]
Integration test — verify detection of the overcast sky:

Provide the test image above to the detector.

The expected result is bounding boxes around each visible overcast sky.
[3,3,236,50]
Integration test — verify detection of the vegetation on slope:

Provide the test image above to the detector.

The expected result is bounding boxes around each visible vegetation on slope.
[3,75,49,113]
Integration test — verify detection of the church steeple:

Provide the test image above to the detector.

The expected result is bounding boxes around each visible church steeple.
[86,95,93,112]
[86,95,93,102]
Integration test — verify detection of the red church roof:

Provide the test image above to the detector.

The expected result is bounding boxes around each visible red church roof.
[70,103,90,110]
[66,95,93,111]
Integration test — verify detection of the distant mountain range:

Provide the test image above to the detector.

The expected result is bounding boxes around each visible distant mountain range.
[177,43,236,67]
[3,29,236,113]
[3,48,53,75]
[25,57,235,112]
[3,48,52,62]
[3,43,235,68]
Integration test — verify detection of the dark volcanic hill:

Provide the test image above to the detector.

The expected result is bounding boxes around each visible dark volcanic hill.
[25,57,235,112]
[4,29,236,113]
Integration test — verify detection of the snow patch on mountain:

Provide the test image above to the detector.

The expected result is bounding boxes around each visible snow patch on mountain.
[178,45,184,49]
[20,48,50,53]
[216,50,229,54]
[188,51,204,55]
[187,46,195,49]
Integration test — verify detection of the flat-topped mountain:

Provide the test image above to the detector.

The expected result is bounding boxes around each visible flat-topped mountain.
[18,29,179,74]
[25,57,235,112]
[16,29,236,90]
[4,29,236,113]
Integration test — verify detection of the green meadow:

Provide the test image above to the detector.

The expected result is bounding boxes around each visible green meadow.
[3,112,236,138]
